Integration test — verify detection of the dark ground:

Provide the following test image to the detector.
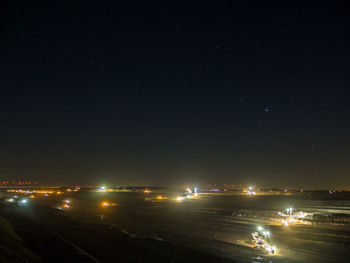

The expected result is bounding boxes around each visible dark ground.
[2,190,350,262]
[0,199,234,263]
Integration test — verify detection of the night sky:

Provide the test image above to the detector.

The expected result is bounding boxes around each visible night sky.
[1,1,350,187]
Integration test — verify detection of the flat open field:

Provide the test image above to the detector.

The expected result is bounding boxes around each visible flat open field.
[2,189,350,262]
[29,190,350,262]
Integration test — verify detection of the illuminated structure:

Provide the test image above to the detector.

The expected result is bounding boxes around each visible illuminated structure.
[244,186,256,195]
[278,207,308,226]
[101,201,117,207]
[252,226,276,254]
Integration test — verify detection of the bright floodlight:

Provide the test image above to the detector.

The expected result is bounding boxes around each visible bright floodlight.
[20,199,28,204]
[257,226,263,231]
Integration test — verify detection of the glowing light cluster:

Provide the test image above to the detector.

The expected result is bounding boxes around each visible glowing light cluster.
[9,189,54,195]
[101,201,117,207]
[19,199,28,205]
[244,186,256,195]
[194,187,199,197]
[278,207,309,226]
[252,226,276,254]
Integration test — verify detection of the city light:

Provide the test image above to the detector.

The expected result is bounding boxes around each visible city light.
[101,201,117,207]
[278,207,309,226]
[244,187,256,195]
[19,199,28,205]
[252,226,276,254]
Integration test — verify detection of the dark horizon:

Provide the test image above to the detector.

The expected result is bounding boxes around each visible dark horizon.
[1,1,350,188]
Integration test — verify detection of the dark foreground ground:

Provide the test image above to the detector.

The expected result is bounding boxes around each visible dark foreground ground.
[0,201,233,263]
[2,190,350,262]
